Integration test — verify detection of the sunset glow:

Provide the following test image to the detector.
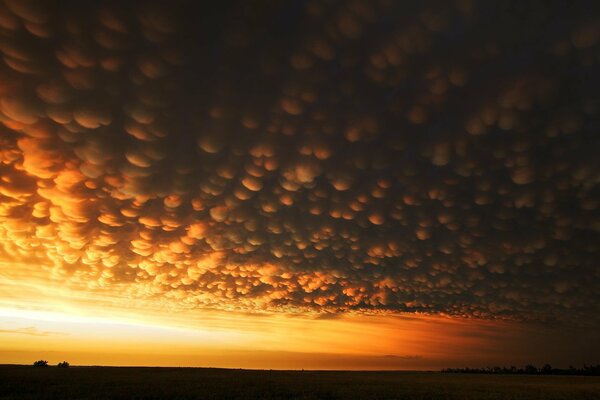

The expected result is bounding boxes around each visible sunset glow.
[0,0,598,370]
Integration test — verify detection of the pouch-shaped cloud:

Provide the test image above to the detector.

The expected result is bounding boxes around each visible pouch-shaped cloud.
[0,0,598,325]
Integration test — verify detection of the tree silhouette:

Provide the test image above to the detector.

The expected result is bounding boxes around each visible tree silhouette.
[441,364,600,376]
[57,361,70,368]
[524,364,538,374]
[33,360,48,367]
[541,364,553,374]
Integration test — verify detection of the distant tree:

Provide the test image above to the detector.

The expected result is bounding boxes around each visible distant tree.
[541,364,553,374]
[441,364,600,376]
[57,361,70,368]
[524,364,538,374]
[33,360,48,367]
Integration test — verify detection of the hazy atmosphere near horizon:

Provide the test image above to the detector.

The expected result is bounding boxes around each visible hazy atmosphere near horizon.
[0,0,599,371]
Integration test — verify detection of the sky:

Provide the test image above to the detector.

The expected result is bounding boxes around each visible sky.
[0,0,598,370]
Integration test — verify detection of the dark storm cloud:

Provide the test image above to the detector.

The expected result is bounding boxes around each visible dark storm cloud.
[0,0,598,323]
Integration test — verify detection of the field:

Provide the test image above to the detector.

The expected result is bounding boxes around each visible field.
[1,365,600,400]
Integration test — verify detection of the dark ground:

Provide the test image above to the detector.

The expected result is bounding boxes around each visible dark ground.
[1,365,600,400]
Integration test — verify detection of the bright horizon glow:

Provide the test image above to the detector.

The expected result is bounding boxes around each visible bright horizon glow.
[1,264,598,370]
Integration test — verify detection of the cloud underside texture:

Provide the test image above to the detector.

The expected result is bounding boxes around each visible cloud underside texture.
[0,0,598,323]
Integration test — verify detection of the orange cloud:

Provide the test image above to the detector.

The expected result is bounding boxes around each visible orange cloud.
[0,0,598,369]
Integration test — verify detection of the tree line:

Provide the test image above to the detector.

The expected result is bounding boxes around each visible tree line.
[442,364,600,376]
[33,360,70,368]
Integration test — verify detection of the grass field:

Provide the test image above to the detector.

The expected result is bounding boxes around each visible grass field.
[1,365,599,399]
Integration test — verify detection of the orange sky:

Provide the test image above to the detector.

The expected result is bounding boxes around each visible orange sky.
[0,0,598,370]
[1,260,598,369]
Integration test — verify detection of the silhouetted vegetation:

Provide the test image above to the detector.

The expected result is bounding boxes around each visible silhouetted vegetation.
[442,364,600,376]
[57,361,70,368]
[32,360,48,367]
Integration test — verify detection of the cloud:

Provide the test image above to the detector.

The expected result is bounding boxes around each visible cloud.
[0,326,62,337]
[383,355,423,360]
[0,0,597,326]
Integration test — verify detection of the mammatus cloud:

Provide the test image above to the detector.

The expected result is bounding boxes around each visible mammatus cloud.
[0,0,598,324]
